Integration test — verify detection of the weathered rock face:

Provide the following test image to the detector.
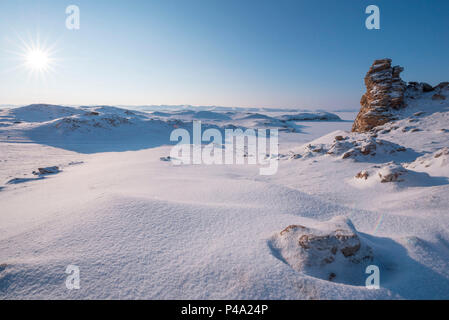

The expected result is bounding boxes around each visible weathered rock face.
[352,59,407,133]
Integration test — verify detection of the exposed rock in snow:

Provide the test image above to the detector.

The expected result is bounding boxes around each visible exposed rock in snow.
[270,216,373,284]
[352,59,406,133]
[376,162,407,183]
[353,161,448,187]
[296,132,414,163]
[5,166,61,185]
[32,166,60,176]
[354,162,409,183]
[355,170,369,180]
[421,82,434,92]
[160,156,173,162]
[53,113,132,132]
[68,161,84,166]
[352,60,448,134]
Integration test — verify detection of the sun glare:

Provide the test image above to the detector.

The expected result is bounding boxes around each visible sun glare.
[26,49,50,71]
[8,35,59,79]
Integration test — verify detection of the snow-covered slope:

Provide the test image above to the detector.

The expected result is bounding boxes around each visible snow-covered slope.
[8,104,84,123]
[0,95,448,299]
[0,104,227,153]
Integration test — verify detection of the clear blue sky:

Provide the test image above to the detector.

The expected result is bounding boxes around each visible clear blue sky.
[1,0,448,109]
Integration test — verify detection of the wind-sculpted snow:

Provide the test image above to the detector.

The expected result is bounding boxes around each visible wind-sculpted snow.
[1,100,449,299]
[405,148,449,177]
[0,151,393,299]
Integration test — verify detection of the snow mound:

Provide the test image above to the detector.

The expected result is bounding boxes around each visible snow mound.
[0,105,193,153]
[405,147,449,177]
[10,104,84,122]
[355,162,407,183]
[240,113,275,120]
[192,111,232,120]
[353,162,448,187]
[269,216,373,285]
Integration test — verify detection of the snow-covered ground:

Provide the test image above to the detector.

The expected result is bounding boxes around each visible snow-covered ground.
[0,101,448,299]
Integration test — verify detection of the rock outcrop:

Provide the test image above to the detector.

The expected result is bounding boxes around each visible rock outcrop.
[352,59,407,132]
[270,216,373,284]
[352,59,449,133]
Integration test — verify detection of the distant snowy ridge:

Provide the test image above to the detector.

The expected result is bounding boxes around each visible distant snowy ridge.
[0,104,343,150]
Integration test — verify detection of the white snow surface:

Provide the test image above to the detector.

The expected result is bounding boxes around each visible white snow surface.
[0,100,448,299]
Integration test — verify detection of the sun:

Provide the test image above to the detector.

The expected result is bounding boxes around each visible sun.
[25,49,50,71]
[7,34,59,79]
